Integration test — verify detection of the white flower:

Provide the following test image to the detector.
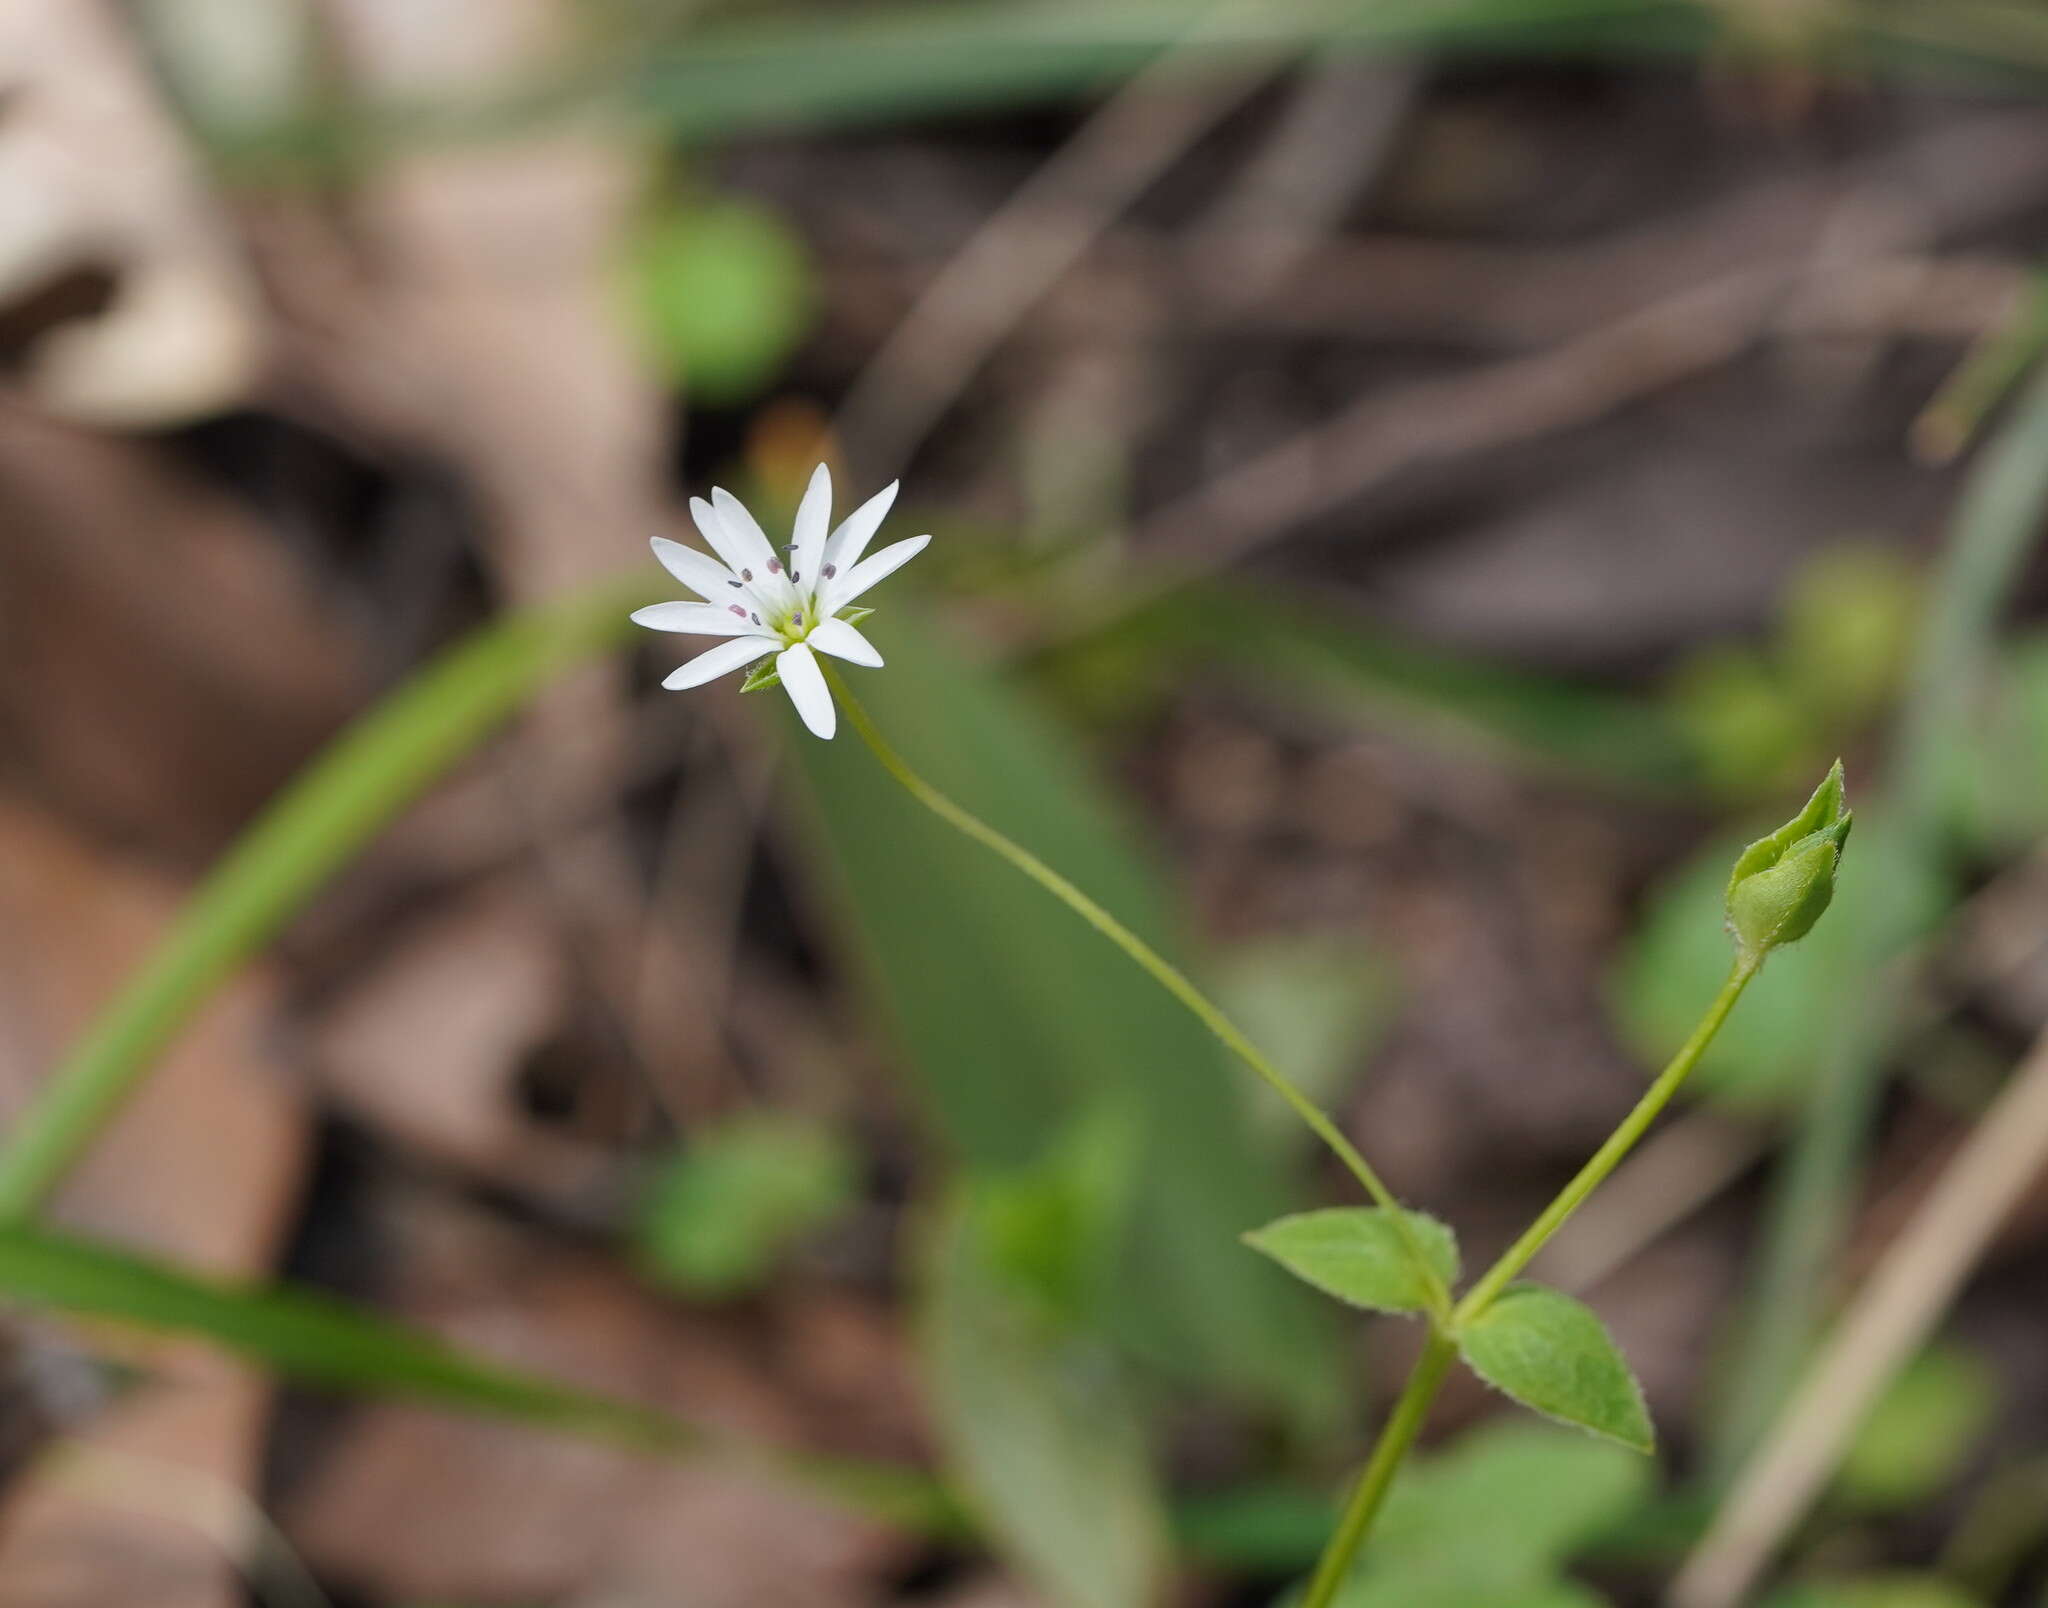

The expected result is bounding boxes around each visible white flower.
[632,465,929,739]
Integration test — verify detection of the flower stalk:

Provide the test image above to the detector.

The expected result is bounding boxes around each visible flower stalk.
[827,669,1453,1322]
[662,508,1854,1606]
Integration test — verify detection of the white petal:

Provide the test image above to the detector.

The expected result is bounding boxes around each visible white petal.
[649,536,739,602]
[789,463,832,588]
[711,487,778,573]
[821,533,930,614]
[807,617,883,668]
[632,601,760,636]
[776,642,836,739]
[822,480,898,576]
[689,496,752,577]
[662,635,775,690]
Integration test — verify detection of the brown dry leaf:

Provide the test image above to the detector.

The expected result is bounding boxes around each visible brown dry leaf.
[0,1,262,423]
[283,1198,911,1607]
[0,410,365,859]
[0,791,309,1608]
[308,878,616,1203]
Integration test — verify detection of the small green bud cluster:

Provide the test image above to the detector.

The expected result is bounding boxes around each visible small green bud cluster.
[1725,759,1853,964]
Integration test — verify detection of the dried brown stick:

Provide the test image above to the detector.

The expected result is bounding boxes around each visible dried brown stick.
[832,13,1278,477]
[1670,1025,2048,1608]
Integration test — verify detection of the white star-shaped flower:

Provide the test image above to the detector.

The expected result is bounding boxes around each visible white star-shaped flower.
[632,466,929,739]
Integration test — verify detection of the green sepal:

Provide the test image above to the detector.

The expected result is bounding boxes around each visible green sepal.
[838,606,876,626]
[1724,759,1853,961]
[741,661,783,693]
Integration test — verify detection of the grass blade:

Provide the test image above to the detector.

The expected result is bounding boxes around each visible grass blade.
[0,580,654,1219]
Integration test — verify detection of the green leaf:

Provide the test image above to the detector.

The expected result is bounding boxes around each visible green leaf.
[1455,1285,1653,1454]
[1212,935,1391,1142]
[622,195,817,404]
[921,1181,1169,1608]
[1835,1343,1999,1514]
[1105,584,1699,793]
[1242,1208,1455,1316]
[1337,1577,1610,1608]
[633,1114,857,1299]
[0,1224,690,1452]
[1760,1575,1985,1608]
[1316,1420,1650,1607]
[786,607,1336,1426]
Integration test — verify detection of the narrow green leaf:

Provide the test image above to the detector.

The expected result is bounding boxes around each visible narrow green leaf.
[921,1183,1169,1608]
[1456,1285,1653,1454]
[787,607,1336,1425]
[1103,584,1699,793]
[0,579,658,1218]
[1243,1208,1456,1316]
[0,1225,689,1451]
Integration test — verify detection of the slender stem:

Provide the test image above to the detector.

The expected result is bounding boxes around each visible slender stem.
[829,672,1450,1319]
[1298,959,1761,1603]
[1454,956,1756,1324]
[1300,1329,1458,1608]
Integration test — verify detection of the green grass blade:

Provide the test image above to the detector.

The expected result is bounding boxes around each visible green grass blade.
[0,1223,689,1450]
[200,0,2048,177]
[0,1223,958,1529]
[0,580,655,1220]
[785,606,1339,1427]
[1097,584,1699,793]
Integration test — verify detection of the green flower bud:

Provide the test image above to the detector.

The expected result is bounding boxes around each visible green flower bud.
[1725,759,1853,963]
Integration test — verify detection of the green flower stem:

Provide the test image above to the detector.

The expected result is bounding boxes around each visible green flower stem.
[829,672,1450,1320]
[1300,958,1761,1603]
[1300,1329,1458,1608]
[1454,956,1757,1325]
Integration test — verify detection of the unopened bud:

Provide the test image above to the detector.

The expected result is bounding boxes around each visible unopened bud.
[1725,759,1853,963]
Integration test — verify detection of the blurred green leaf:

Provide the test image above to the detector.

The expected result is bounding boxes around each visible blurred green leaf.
[634,1114,858,1299]
[1110,585,1699,792]
[972,1106,1140,1324]
[1456,1284,1653,1454]
[1244,1208,1456,1316]
[1666,644,1816,799]
[1760,1575,1985,1608]
[0,581,656,1219]
[1835,1343,1999,1514]
[1324,1419,1650,1605]
[787,607,1337,1424]
[622,194,817,404]
[921,1175,1169,1608]
[1777,546,1920,728]
[1213,935,1390,1135]
[0,1224,690,1451]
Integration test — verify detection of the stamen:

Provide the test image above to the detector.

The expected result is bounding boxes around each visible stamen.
[741,568,753,581]
[822,564,837,580]
[790,570,800,583]
[728,604,747,618]
[750,613,762,625]
[791,610,804,628]
[766,559,782,575]
[728,580,742,588]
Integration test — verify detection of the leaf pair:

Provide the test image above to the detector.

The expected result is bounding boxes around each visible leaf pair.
[1245,1209,1652,1455]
